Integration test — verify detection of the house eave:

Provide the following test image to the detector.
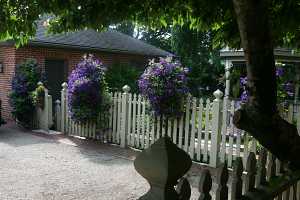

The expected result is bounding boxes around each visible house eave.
[220,48,300,63]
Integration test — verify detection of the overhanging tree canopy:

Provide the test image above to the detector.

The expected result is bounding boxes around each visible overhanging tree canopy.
[1,0,300,169]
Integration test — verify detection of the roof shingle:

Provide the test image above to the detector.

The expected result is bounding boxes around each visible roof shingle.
[30,20,171,57]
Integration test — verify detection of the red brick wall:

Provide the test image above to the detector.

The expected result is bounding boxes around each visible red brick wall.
[0,45,151,121]
[0,46,16,121]
[15,46,149,74]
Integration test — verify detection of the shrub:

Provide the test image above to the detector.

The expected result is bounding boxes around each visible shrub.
[138,57,189,118]
[105,63,142,93]
[67,54,110,123]
[31,83,46,109]
[9,59,41,126]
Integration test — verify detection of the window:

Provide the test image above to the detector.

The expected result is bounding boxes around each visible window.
[0,62,3,73]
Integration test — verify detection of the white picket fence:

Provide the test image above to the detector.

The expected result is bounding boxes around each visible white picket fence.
[35,82,300,168]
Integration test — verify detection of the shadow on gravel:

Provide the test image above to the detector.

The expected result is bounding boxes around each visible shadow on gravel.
[0,124,56,147]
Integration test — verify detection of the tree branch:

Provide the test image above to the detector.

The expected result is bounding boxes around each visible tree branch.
[234,104,300,169]
[232,0,300,170]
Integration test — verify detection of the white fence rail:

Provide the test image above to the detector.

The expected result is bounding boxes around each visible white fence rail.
[36,82,300,168]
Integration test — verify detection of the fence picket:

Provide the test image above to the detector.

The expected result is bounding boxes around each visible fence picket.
[162,116,166,137]
[127,93,132,146]
[71,119,75,135]
[151,115,155,144]
[221,97,229,162]
[283,188,290,200]
[244,152,256,193]
[178,115,184,148]
[117,92,122,144]
[189,97,197,159]
[228,100,235,167]
[108,93,113,142]
[112,92,117,143]
[87,122,91,139]
[167,119,172,138]
[184,96,191,153]
[197,99,204,161]
[236,129,242,158]
[131,94,137,146]
[203,99,211,163]
[141,98,146,148]
[243,133,250,166]
[172,118,178,144]
[136,95,142,148]
[145,115,150,148]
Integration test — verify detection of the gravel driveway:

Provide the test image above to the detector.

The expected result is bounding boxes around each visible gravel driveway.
[0,124,210,200]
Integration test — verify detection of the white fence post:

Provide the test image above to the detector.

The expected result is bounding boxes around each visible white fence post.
[55,100,61,131]
[120,85,131,148]
[42,84,49,131]
[210,89,223,167]
[61,82,68,134]
[48,94,53,129]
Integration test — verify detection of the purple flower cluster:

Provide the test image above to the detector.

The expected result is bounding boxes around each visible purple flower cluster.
[10,59,41,125]
[67,54,106,122]
[276,68,284,77]
[283,82,294,97]
[240,77,247,86]
[239,76,249,103]
[138,57,189,117]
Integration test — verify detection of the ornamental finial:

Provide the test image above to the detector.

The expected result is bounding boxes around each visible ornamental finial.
[122,85,131,93]
[213,89,224,100]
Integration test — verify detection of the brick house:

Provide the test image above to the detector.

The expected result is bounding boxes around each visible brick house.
[0,20,170,121]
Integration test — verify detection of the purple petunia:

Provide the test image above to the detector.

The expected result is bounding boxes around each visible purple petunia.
[276,68,284,77]
[240,76,247,86]
[283,82,294,97]
[240,90,249,103]
[67,54,106,122]
[138,57,189,117]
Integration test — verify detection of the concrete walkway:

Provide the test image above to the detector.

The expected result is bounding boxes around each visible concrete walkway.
[0,124,210,200]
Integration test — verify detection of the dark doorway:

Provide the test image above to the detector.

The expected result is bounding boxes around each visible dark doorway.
[45,59,67,102]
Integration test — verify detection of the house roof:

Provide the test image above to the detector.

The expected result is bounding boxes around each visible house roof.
[220,47,300,63]
[2,19,171,57]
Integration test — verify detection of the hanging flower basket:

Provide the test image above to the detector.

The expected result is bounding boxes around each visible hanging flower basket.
[67,54,108,123]
[138,57,189,118]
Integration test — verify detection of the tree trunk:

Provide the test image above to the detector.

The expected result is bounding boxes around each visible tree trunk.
[232,0,300,169]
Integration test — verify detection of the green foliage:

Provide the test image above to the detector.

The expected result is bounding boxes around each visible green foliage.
[31,84,45,109]
[171,25,224,97]
[1,0,300,50]
[140,27,172,52]
[9,59,41,126]
[113,21,135,37]
[111,21,172,52]
[229,67,246,99]
[105,63,143,93]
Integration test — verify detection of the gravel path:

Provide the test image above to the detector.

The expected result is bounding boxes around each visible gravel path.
[0,124,212,200]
